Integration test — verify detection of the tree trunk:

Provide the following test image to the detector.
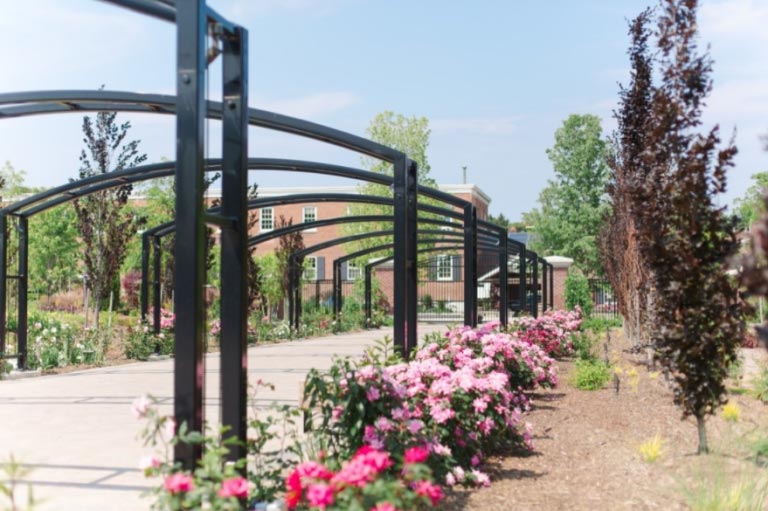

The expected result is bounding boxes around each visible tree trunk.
[696,414,708,454]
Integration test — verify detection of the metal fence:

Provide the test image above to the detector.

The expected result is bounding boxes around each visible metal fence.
[588,279,619,319]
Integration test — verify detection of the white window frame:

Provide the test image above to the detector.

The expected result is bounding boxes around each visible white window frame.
[260,207,274,232]
[304,256,318,281]
[302,206,318,232]
[346,261,361,281]
[439,216,453,231]
[436,254,453,281]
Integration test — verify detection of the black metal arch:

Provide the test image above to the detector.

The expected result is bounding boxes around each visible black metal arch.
[328,239,506,327]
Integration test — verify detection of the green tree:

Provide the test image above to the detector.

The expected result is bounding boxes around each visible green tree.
[0,161,46,198]
[631,0,741,454]
[72,111,147,326]
[487,212,511,230]
[343,112,443,269]
[29,206,81,297]
[733,171,768,230]
[523,114,610,275]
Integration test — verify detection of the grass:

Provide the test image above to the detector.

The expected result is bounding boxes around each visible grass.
[638,435,664,463]
[682,464,768,511]
[722,403,741,422]
[571,359,612,390]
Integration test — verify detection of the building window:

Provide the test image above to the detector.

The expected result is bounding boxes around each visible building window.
[436,254,453,281]
[303,206,317,232]
[260,207,274,232]
[304,256,318,281]
[346,261,361,281]
[439,216,453,231]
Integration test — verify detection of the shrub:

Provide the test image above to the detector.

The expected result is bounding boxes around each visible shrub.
[120,270,142,309]
[564,270,593,317]
[751,366,768,403]
[572,359,611,390]
[638,435,664,463]
[124,320,173,360]
[27,314,83,369]
[36,289,83,313]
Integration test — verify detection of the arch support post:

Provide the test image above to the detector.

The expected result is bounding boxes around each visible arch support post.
[173,0,208,469]
[364,265,372,328]
[0,214,7,357]
[219,25,249,465]
[392,157,418,358]
[17,216,28,369]
[140,231,150,321]
[152,237,162,335]
[541,256,548,313]
[463,204,477,327]
[332,260,342,321]
[498,231,508,327]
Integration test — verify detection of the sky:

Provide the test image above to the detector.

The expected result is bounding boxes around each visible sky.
[0,0,765,221]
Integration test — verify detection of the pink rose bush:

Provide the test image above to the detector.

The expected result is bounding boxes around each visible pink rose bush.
[301,319,572,490]
[285,445,442,510]
[510,308,583,357]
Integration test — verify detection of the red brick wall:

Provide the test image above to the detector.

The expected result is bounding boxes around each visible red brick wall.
[552,266,569,310]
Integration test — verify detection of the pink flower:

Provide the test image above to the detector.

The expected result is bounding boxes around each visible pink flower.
[404,446,429,464]
[162,418,176,441]
[306,483,334,509]
[366,386,380,402]
[164,473,194,494]
[131,395,151,419]
[471,469,490,487]
[407,420,424,434]
[218,476,249,498]
[295,461,333,480]
[445,472,456,486]
[413,480,444,506]
[138,454,161,473]
[371,503,398,511]
[471,455,480,467]
[375,416,392,432]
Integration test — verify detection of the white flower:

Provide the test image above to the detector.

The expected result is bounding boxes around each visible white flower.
[34,322,42,330]
[131,395,152,419]
[162,418,176,441]
[138,454,161,473]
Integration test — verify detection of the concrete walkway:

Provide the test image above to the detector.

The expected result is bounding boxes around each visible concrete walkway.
[0,324,447,511]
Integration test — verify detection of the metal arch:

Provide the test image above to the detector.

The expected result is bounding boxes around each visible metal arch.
[102,0,238,32]
[0,91,402,162]
[289,236,499,328]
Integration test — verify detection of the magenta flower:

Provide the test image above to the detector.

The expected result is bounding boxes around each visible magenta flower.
[371,503,398,511]
[306,483,334,509]
[413,480,444,506]
[404,446,429,464]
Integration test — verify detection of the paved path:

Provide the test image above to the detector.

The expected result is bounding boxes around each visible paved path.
[0,324,447,511]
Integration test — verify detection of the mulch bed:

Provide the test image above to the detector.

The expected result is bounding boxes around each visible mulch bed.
[444,329,768,510]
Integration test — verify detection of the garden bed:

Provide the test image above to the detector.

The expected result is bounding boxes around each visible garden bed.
[443,329,768,510]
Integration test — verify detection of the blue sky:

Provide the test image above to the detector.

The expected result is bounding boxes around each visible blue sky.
[0,0,765,220]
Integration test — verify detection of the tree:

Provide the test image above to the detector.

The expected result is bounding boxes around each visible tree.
[631,0,741,454]
[343,112,441,267]
[0,161,46,198]
[487,212,512,230]
[274,215,304,320]
[523,114,610,275]
[733,171,768,231]
[29,206,81,297]
[598,9,655,348]
[72,111,147,326]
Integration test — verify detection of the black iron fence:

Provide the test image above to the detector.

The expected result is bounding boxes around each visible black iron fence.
[588,279,619,319]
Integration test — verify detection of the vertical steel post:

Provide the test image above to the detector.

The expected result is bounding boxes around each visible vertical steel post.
[549,263,554,310]
[152,237,162,335]
[498,230,508,327]
[0,214,7,356]
[295,256,304,330]
[173,0,207,468]
[17,216,28,369]
[364,264,372,327]
[287,257,295,331]
[463,204,477,327]
[393,157,417,357]
[140,232,150,321]
[518,244,526,317]
[219,25,249,464]
[332,260,341,320]
[541,257,549,312]
[293,258,302,330]
[530,252,539,318]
